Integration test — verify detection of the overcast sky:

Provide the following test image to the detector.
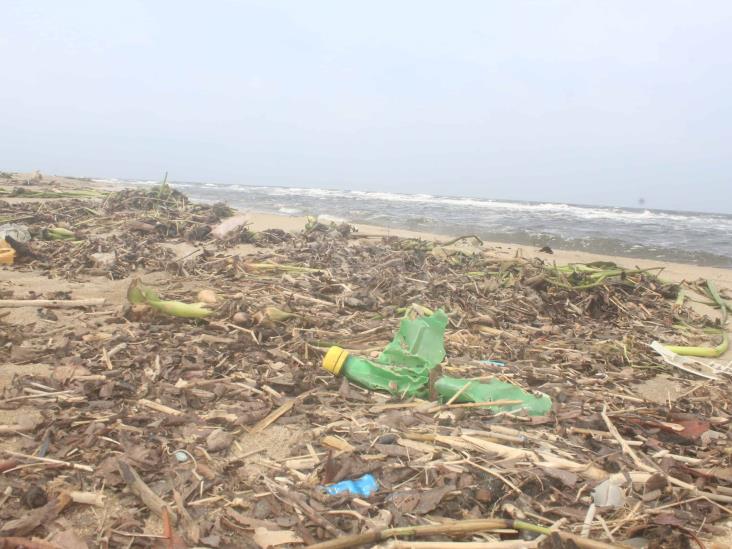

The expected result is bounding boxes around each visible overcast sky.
[1,1,731,213]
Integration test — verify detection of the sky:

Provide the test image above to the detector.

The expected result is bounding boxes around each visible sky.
[1,1,731,213]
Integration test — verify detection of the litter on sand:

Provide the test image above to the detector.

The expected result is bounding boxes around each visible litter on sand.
[1,176,731,549]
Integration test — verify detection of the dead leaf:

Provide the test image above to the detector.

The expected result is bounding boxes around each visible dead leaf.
[206,429,234,452]
[540,467,578,487]
[0,493,72,536]
[653,513,685,527]
[696,467,732,482]
[674,418,710,441]
[413,486,453,515]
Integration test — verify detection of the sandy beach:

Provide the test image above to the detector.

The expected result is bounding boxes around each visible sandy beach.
[2,171,732,547]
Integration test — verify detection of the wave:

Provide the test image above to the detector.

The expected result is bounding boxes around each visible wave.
[241,185,731,226]
[93,178,159,186]
[277,207,302,215]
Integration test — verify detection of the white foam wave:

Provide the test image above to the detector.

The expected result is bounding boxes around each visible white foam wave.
[278,207,302,215]
[93,178,159,186]
[317,214,347,223]
[246,186,717,225]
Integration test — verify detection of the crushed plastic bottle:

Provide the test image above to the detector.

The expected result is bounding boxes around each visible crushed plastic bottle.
[0,224,31,243]
[322,309,448,398]
[322,307,552,416]
[324,473,378,497]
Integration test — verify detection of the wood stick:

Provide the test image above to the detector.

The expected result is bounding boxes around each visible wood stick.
[385,541,536,549]
[69,490,105,507]
[117,459,177,524]
[556,532,630,549]
[0,298,106,308]
[137,398,184,416]
[0,390,77,405]
[250,389,314,433]
[600,406,647,470]
[0,424,36,435]
[601,405,732,503]
[1,450,93,473]
[306,519,546,549]
[0,537,64,549]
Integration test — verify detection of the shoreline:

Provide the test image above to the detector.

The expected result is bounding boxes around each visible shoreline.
[244,210,732,287]
[2,171,731,287]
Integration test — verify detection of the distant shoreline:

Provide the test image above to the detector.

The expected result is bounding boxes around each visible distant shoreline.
[2,171,732,281]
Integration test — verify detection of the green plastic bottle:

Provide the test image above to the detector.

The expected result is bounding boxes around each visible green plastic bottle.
[321,308,552,416]
[321,309,449,397]
[322,346,428,396]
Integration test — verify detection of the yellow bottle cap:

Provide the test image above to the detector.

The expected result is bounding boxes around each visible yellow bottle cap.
[0,239,15,265]
[323,346,349,376]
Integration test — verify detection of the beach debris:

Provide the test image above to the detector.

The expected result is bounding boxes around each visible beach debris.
[0,224,31,243]
[211,214,249,239]
[41,227,76,241]
[89,252,115,269]
[0,239,14,265]
[662,330,729,358]
[1,181,731,548]
[650,341,730,379]
[324,473,379,497]
[196,288,218,304]
[323,309,551,414]
[434,377,552,416]
[127,278,212,318]
[253,527,303,548]
[0,298,106,308]
[543,261,664,290]
[592,479,626,509]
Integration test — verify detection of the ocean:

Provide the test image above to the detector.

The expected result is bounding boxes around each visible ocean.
[97,179,732,268]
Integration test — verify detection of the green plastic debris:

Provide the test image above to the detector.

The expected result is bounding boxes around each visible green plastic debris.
[322,308,551,415]
[434,377,552,416]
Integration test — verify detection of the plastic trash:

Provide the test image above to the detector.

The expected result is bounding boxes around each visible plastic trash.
[324,473,378,497]
[323,309,448,398]
[435,377,552,416]
[211,214,249,239]
[478,359,506,367]
[322,308,552,416]
[0,239,15,265]
[0,224,31,243]
[592,479,626,509]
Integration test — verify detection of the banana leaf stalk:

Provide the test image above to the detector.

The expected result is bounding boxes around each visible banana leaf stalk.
[44,227,77,240]
[664,331,729,358]
[545,263,664,290]
[127,279,211,319]
[664,280,730,358]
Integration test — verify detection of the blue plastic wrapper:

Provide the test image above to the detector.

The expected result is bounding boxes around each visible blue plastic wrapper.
[324,473,378,497]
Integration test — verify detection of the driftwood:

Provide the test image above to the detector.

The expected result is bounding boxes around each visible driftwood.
[117,459,178,524]
[0,298,106,308]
